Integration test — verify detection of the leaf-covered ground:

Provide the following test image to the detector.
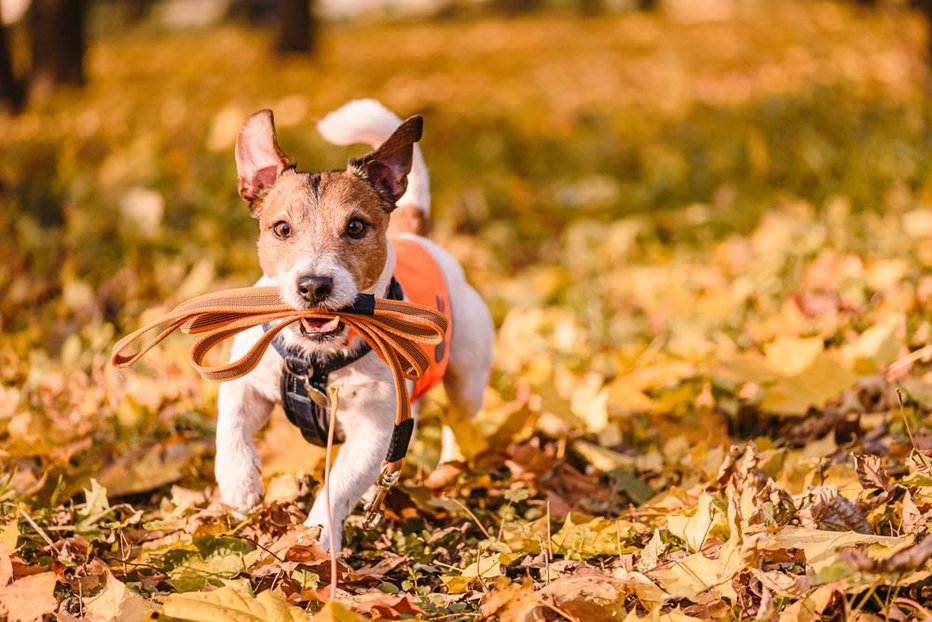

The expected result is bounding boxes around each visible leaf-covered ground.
[1,3,932,620]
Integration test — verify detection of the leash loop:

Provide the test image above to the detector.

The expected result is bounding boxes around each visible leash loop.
[110,286,448,518]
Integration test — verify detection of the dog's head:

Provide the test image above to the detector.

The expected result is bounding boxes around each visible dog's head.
[234,109,422,351]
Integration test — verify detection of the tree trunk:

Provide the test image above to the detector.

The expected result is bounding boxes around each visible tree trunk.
[31,0,87,88]
[579,0,603,16]
[277,0,315,55]
[495,0,540,13]
[914,0,932,65]
[0,23,24,111]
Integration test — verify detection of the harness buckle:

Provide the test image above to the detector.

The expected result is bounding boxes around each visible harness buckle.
[363,464,402,529]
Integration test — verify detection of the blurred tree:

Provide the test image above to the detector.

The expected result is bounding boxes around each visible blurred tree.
[277,0,316,54]
[914,0,932,72]
[0,22,24,110]
[125,0,155,24]
[638,0,660,8]
[578,0,603,16]
[30,0,87,89]
[494,0,541,14]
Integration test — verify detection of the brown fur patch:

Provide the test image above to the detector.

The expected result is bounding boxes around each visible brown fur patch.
[255,169,392,291]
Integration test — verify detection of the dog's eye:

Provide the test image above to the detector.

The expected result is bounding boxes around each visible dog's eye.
[272,221,292,239]
[346,219,367,239]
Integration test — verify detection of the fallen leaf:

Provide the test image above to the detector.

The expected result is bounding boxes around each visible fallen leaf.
[0,522,18,552]
[83,569,155,622]
[666,493,722,552]
[0,572,57,622]
[310,601,368,621]
[756,527,914,572]
[162,584,307,622]
[346,592,424,618]
[537,574,627,621]
[552,513,647,558]
[479,580,543,621]
[0,546,11,587]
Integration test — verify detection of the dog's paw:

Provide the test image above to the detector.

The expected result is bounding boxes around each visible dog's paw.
[304,511,342,553]
[216,459,263,513]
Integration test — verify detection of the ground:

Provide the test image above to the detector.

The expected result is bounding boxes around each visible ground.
[0,2,931,620]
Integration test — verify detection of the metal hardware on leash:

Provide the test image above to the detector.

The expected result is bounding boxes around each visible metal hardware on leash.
[303,369,330,409]
[363,464,402,528]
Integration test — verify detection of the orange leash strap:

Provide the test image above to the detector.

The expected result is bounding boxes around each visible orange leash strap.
[110,286,447,523]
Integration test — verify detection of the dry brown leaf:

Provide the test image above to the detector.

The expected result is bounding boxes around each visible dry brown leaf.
[0,572,57,622]
[346,592,424,618]
[854,454,889,491]
[538,574,627,621]
[0,545,12,588]
[479,580,544,622]
[795,486,871,533]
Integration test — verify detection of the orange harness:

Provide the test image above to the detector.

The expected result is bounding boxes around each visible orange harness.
[390,235,452,401]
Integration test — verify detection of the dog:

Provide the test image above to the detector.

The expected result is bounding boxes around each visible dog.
[214,99,494,551]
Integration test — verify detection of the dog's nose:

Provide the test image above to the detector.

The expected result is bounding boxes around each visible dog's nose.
[296,275,333,304]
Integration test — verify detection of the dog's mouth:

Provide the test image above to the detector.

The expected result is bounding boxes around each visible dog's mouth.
[298,316,345,340]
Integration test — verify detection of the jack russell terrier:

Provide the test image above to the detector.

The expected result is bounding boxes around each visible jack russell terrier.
[215,99,494,551]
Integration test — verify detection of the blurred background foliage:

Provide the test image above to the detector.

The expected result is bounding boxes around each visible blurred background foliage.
[1,0,931,345]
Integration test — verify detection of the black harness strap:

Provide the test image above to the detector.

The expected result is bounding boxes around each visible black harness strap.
[263,278,405,447]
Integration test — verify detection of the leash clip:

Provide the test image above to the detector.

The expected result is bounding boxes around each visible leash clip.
[303,369,331,409]
[363,464,401,529]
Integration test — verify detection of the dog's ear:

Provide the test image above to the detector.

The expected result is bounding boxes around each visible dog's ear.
[349,115,422,207]
[235,110,291,207]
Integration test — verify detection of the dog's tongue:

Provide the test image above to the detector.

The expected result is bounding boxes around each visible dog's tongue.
[300,316,340,333]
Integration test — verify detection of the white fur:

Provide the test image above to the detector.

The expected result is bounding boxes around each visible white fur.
[216,101,493,552]
[317,98,431,216]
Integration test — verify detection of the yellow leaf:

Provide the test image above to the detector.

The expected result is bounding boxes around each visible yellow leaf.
[777,584,839,622]
[761,352,858,416]
[665,493,721,553]
[310,601,368,622]
[756,526,914,573]
[84,570,155,622]
[439,574,471,594]
[161,585,308,622]
[606,377,658,416]
[0,522,18,552]
[842,318,901,374]
[764,337,824,377]
[650,538,741,602]
[438,410,488,461]
[571,440,635,473]
[552,513,647,558]
[441,554,502,594]
[624,608,706,622]
[570,374,609,433]
[461,555,501,579]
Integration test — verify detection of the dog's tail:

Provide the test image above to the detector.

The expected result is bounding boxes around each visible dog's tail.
[318,99,430,235]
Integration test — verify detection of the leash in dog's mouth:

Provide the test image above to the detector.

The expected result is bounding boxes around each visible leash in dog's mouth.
[299,316,343,336]
[110,286,447,528]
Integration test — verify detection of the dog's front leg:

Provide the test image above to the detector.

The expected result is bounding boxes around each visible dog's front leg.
[305,383,394,552]
[216,378,274,513]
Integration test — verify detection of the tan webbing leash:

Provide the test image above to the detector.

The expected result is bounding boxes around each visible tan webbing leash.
[111,286,447,525]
